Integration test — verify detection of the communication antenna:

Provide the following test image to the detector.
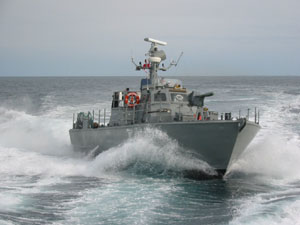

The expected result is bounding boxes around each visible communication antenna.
[161,51,184,71]
[173,51,184,67]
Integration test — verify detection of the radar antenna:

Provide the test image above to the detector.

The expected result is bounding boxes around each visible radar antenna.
[144,38,167,46]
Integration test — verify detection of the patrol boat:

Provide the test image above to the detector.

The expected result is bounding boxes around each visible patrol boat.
[69,38,260,176]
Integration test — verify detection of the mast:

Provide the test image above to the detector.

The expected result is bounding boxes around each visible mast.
[131,38,183,87]
[144,38,167,86]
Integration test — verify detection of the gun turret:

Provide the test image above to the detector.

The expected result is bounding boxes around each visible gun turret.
[188,92,214,107]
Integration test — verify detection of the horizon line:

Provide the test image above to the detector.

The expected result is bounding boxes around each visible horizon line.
[0,74,299,78]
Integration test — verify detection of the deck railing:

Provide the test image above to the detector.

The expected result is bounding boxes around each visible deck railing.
[72,106,260,129]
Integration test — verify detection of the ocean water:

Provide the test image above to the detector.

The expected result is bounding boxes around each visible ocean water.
[0,76,300,225]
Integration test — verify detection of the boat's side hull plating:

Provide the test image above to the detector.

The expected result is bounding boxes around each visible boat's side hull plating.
[69,121,260,171]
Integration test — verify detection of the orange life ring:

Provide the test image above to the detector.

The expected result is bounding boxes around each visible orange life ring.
[125,92,140,107]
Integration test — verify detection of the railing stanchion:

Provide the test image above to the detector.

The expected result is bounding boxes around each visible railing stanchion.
[247,108,250,120]
[98,110,101,125]
[159,98,162,122]
[200,107,203,121]
[118,106,121,125]
[146,103,148,122]
[133,106,135,124]
[123,108,125,125]
[125,106,127,125]
[104,109,106,126]
[73,113,75,128]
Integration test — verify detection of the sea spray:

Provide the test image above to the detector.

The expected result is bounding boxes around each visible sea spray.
[0,107,72,156]
[227,135,300,182]
[89,127,217,176]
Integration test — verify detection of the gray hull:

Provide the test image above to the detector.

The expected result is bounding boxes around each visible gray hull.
[69,120,260,171]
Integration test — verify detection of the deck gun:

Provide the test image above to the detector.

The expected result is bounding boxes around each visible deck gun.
[188,91,214,107]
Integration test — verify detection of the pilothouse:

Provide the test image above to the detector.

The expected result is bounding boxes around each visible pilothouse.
[111,38,214,125]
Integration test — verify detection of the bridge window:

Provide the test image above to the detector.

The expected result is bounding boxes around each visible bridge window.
[154,93,167,101]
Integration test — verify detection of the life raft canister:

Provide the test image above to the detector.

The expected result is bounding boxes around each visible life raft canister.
[125,92,140,107]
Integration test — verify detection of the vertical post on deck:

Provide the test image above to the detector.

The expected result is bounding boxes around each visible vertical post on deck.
[125,106,127,125]
[104,109,106,126]
[247,108,250,120]
[133,106,135,124]
[159,98,162,122]
[145,101,148,123]
[98,110,101,125]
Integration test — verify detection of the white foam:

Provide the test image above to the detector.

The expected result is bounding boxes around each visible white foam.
[0,146,87,177]
[230,191,300,225]
[0,193,22,212]
[89,127,216,175]
[227,135,300,182]
[227,89,300,224]
[0,107,73,156]
[227,90,300,183]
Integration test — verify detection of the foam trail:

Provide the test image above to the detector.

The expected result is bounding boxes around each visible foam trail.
[229,188,300,225]
[227,89,300,224]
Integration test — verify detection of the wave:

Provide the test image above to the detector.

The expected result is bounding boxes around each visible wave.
[284,89,300,96]
[90,127,217,176]
[230,188,300,225]
[0,107,73,156]
[227,135,300,183]
[226,87,300,181]
[0,107,216,178]
[227,114,300,183]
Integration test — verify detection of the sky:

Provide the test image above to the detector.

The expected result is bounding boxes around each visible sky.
[0,0,299,76]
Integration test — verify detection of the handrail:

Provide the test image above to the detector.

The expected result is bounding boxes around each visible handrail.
[72,106,260,129]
